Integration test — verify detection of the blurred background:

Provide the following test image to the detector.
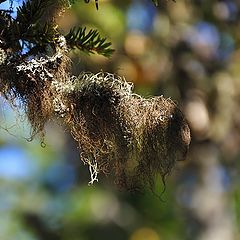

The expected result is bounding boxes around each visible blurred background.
[1,0,240,239]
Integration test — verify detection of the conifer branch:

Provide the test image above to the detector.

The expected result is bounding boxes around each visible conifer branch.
[22,23,59,47]
[65,27,114,57]
[16,0,54,25]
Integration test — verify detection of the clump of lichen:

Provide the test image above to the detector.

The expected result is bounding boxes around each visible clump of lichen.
[0,39,70,139]
[0,46,190,191]
[60,72,191,191]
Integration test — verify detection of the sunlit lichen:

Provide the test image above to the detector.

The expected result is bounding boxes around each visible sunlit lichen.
[0,47,190,192]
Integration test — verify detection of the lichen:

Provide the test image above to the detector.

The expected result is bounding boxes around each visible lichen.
[0,45,190,192]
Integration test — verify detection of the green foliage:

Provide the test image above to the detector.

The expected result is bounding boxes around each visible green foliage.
[16,0,54,25]
[0,0,114,57]
[25,23,59,45]
[0,10,22,51]
[65,27,114,57]
[0,0,170,56]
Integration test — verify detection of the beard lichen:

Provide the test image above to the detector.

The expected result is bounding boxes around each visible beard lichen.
[0,45,191,192]
[60,72,191,191]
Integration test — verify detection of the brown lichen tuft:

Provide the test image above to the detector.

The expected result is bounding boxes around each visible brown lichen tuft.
[62,72,191,191]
